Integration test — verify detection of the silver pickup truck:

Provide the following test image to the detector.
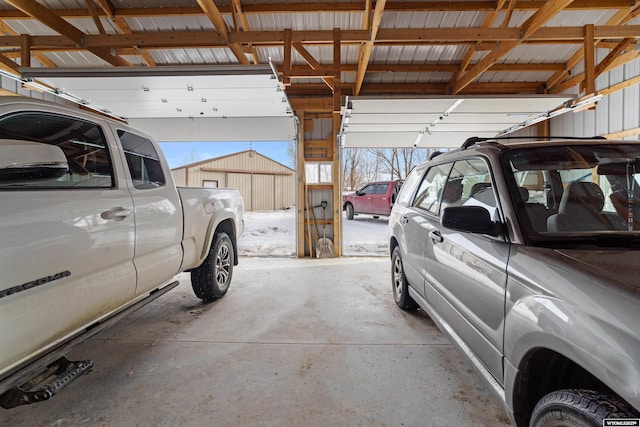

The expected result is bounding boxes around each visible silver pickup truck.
[0,97,243,408]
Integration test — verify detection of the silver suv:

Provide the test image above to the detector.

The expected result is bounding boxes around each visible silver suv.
[388,137,640,427]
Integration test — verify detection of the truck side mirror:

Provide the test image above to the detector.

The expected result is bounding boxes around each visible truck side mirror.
[0,139,68,183]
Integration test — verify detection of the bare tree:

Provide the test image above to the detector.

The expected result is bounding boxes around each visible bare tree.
[183,148,202,165]
[287,141,296,169]
[342,148,365,190]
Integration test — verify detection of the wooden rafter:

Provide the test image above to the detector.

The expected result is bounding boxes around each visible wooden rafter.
[453,0,575,94]
[231,0,259,64]
[0,19,54,67]
[293,42,334,90]
[354,0,386,95]
[3,26,640,50]
[450,0,508,88]
[85,0,106,35]
[4,0,129,66]
[584,24,595,95]
[547,2,640,91]
[0,0,638,99]
[195,0,249,64]
[0,1,635,20]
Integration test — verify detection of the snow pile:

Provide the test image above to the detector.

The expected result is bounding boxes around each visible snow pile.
[237,208,388,257]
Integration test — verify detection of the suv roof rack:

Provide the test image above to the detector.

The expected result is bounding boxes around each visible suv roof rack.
[461,135,607,150]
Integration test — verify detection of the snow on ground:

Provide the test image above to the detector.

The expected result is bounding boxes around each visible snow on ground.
[237,208,389,257]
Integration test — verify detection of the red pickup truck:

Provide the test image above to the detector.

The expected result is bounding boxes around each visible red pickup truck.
[343,180,403,220]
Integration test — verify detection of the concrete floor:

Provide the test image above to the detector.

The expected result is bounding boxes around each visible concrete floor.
[2,257,512,427]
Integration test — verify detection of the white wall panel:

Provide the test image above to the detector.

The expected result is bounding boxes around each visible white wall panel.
[550,57,640,140]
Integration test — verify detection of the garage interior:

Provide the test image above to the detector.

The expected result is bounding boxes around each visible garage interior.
[1,0,640,424]
[2,0,639,258]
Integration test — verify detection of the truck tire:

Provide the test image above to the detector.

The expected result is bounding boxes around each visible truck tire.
[345,203,354,220]
[391,246,418,310]
[191,232,234,302]
[530,389,639,427]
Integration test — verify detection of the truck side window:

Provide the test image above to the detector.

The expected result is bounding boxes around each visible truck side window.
[0,112,114,189]
[375,183,389,194]
[118,130,165,190]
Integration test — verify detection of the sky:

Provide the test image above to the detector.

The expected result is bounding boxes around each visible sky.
[158,141,293,169]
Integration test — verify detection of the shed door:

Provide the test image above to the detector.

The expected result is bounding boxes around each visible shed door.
[228,172,252,211]
[253,174,275,211]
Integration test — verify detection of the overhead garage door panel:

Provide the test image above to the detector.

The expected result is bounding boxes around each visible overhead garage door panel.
[341,96,574,148]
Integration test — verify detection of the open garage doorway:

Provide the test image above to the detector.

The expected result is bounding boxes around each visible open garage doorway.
[21,65,300,258]
[338,95,574,256]
[341,147,441,256]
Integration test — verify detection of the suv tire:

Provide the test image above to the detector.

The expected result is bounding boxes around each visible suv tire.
[530,389,639,427]
[391,246,418,310]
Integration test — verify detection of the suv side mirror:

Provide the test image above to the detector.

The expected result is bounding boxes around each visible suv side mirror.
[441,206,501,237]
[0,139,68,183]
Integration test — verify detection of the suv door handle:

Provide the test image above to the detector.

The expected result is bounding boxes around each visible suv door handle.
[429,230,444,244]
[101,206,132,221]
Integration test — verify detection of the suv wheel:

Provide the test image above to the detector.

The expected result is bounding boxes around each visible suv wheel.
[191,232,234,302]
[530,389,639,427]
[391,246,418,310]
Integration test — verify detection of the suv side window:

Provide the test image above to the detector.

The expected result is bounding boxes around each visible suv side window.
[396,168,423,207]
[412,163,452,214]
[117,130,165,190]
[0,112,114,189]
[445,158,497,218]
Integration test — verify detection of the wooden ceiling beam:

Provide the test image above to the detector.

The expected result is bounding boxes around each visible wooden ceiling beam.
[354,0,386,95]
[0,19,55,67]
[195,0,250,64]
[286,81,544,97]
[3,26,639,50]
[0,1,632,20]
[4,0,130,66]
[453,0,575,94]
[292,42,334,90]
[450,0,509,89]
[292,61,564,74]
[547,2,639,92]
[85,0,106,35]
[231,0,260,64]
[0,53,20,74]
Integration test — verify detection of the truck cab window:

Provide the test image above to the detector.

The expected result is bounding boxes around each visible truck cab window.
[117,130,165,189]
[0,112,114,189]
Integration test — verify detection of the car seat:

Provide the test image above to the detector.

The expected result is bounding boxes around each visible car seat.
[547,182,623,232]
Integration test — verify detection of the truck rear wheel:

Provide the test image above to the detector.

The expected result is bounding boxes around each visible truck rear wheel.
[191,232,234,302]
[345,203,354,220]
